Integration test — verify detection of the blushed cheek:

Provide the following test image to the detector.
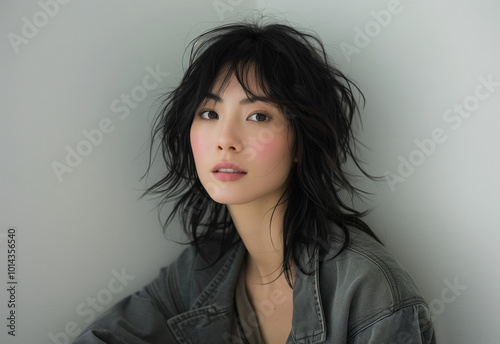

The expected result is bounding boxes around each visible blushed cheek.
[258,136,293,168]
[260,139,282,157]
[190,130,209,165]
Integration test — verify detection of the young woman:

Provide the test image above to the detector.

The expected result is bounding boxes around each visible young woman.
[75,21,435,343]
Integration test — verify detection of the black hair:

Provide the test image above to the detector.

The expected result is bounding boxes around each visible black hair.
[144,19,381,287]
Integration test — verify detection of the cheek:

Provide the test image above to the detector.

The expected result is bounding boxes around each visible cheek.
[260,139,283,157]
[190,128,208,164]
[256,134,293,166]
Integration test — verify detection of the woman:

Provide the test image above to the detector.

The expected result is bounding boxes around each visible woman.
[74,21,435,343]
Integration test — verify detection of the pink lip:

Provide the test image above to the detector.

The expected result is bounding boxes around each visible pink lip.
[212,161,247,181]
[212,162,247,173]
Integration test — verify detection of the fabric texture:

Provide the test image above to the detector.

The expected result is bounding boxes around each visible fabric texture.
[73,227,436,344]
[232,257,264,344]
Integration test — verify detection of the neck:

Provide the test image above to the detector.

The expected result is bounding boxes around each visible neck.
[228,200,290,285]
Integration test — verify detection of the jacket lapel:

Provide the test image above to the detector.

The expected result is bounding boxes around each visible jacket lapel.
[166,242,327,344]
[167,242,246,343]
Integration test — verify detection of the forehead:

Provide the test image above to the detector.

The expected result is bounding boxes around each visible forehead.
[210,64,267,98]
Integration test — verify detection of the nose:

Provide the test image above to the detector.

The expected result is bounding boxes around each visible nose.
[216,119,242,152]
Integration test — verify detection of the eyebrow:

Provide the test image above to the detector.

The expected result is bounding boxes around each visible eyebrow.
[205,93,263,105]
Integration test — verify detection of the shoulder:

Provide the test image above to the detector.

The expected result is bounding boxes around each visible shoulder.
[318,227,433,340]
[322,227,424,304]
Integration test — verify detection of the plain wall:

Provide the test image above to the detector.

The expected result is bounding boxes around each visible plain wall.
[1,1,498,343]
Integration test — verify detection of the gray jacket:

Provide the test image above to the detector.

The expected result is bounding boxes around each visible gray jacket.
[74,228,435,343]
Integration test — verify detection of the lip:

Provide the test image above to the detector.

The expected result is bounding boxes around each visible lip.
[212,161,247,182]
[212,162,247,173]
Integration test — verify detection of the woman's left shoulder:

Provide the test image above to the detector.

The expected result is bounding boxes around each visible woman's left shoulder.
[323,227,424,303]
[316,227,435,342]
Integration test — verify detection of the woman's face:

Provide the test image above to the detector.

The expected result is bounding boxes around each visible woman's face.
[190,71,295,207]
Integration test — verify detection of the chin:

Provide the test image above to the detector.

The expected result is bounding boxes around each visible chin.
[207,191,261,206]
[210,196,249,206]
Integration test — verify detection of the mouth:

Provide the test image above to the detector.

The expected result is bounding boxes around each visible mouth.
[212,162,247,181]
[212,162,247,174]
[215,168,246,173]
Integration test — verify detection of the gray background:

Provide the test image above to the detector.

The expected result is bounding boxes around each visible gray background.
[1,0,499,343]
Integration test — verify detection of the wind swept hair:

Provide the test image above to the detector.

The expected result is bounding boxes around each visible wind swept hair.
[144,19,380,286]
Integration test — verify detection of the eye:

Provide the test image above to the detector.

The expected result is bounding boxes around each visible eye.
[248,113,269,122]
[199,110,218,120]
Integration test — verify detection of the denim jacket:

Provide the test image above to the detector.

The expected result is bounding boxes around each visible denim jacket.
[74,228,435,343]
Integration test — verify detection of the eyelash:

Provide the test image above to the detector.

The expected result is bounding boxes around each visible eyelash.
[198,110,218,120]
[197,110,271,122]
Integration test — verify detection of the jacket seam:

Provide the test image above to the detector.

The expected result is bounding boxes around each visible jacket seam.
[89,328,129,344]
[169,264,189,313]
[331,232,406,308]
[144,276,177,320]
[191,243,241,309]
[347,245,401,304]
[347,300,429,342]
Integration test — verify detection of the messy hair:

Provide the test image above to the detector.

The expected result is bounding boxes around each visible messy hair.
[144,20,380,286]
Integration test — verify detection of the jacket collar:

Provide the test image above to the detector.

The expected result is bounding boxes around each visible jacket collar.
[167,241,326,343]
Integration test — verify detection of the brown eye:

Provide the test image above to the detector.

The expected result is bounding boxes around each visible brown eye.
[200,110,218,119]
[248,113,269,122]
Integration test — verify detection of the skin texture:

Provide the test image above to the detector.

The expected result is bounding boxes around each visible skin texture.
[190,73,294,208]
[190,70,295,343]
